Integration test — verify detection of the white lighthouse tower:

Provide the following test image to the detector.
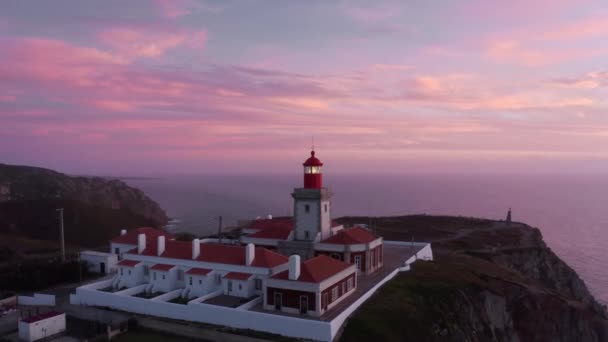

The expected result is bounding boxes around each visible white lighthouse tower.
[292,150,332,242]
[278,150,333,258]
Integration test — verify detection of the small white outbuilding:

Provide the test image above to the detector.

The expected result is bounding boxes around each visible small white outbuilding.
[19,311,66,342]
[79,251,118,274]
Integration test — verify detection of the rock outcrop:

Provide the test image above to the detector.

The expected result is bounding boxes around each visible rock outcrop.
[0,163,168,247]
[338,215,608,342]
[0,163,167,226]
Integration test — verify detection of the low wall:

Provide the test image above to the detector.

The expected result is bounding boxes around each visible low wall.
[116,284,147,296]
[152,289,181,302]
[329,268,400,340]
[188,289,223,304]
[81,279,113,290]
[72,287,332,341]
[18,294,55,306]
[236,296,261,311]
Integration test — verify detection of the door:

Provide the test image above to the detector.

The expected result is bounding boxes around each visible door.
[299,296,308,314]
[354,255,362,271]
[228,280,233,294]
[274,293,282,310]
[100,262,106,274]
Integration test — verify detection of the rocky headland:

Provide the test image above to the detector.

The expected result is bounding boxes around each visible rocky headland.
[337,215,608,342]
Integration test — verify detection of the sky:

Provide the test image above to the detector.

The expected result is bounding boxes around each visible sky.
[1,0,608,175]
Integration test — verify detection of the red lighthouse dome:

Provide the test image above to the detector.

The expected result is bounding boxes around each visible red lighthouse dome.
[303,150,323,188]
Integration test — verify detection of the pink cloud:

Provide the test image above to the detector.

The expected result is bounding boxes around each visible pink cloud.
[98,28,206,58]
[485,40,608,66]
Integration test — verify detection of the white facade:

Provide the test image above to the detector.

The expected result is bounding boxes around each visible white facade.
[223,277,255,298]
[117,264,145,288]
[186,272,220,298]
[19,313,66,342]
[293,189,332,241]
[80,251,118,274]
[150,268,178,293]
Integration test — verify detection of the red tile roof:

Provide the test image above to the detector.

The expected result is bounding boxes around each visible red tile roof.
[124,240,288,268]
[321,226,379,245]
[246,217,293,240]
[272,255,353,283]
[138,240,192,259]
[21,311,63,323]
[248,217,293,230]
[186,268,213,276]
[197,244,288,268]
[251,248,289,268]
[150,264,175,271]
[247,227,292,239]
[111,227,173,245]
[117,259,141,267]
[224,272,253,280]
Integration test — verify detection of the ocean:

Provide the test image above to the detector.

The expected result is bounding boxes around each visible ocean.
[125,172,607,305]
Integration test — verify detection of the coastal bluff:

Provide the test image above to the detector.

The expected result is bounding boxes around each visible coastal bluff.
[0,163,168,247]
[337,215,608,342]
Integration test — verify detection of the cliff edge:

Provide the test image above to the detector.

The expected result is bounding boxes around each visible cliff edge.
[0,163,168,247]
[337,216,608,342]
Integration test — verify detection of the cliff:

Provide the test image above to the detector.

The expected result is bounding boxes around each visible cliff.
[0,163,168,247]
[337,216,608,342]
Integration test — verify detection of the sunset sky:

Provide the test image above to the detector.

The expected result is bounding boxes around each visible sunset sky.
[1,0,607,175]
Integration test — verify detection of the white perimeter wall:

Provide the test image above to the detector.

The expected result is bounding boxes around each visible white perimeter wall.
[72,241,434,341]
[17,294,55,306]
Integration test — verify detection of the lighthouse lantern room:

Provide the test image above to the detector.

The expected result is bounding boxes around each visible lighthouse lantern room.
[303,151,323,188]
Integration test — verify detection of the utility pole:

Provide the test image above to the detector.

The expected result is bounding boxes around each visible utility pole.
[57,208,65,262]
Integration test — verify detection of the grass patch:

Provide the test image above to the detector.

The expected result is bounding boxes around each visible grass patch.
[168,296,189,305]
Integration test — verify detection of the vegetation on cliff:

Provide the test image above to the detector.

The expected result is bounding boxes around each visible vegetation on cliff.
[338,215,608,342]
[0,163,168,248]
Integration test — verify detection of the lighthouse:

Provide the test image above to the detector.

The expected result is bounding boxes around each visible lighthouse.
[291,150,333,244]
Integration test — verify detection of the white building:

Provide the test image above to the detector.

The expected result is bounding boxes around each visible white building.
[79,251,118,274]
[19,312,66,342]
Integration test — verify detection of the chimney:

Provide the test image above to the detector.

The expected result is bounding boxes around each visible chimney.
[120,229,127,236]
[288,255,300,280]
[245,243,255,266]
[157,236,165,256]
[267,214,273,220]
[137,233,146,254]
[192,239,200,259]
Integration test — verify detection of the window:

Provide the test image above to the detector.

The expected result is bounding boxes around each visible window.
[238,284,242,290]
[255,279,262,290]
[143,265,149,276]
[199,279,202,285]
[162,274,165,280]
[347,277,354,291]
[120,268,124,276]
[324,204,328,212]
[215,274,221,284]
[342,282,345,294]
[189,277,193,286]
[331,287,338,301]
[128,270,131,275]
[177,270,184,281]
[304,204,310,213]
[304,231,309,239]
[153,272,156,280]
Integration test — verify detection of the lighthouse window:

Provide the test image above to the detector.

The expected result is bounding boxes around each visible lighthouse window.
[305,204,310,213]
[324,204,328,212]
